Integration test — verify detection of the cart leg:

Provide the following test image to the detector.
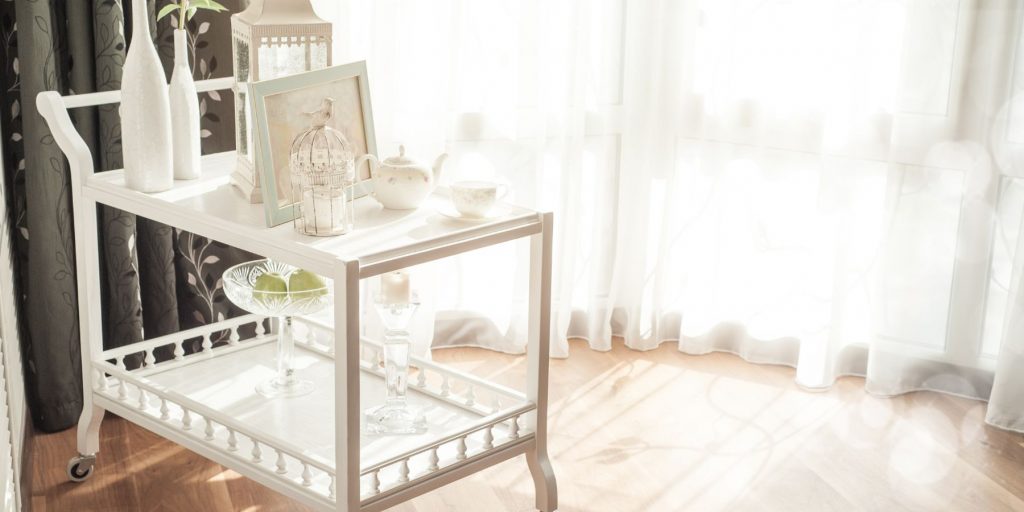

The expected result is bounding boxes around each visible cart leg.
[527,212,558,511]
[76,404,104,456]
[334,258,362,511]
[67,404,103,482]
[527,445,558,512]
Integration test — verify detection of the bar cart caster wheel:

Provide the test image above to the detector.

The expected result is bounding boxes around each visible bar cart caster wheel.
[67,454,96,483]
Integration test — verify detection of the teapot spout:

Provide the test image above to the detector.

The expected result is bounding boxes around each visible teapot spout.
[432,152,448,185]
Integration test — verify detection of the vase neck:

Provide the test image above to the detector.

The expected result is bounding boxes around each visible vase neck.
[174,30,189,67]
[131,0,151,43]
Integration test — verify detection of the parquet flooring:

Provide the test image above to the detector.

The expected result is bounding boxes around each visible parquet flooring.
[28,341,1024,511]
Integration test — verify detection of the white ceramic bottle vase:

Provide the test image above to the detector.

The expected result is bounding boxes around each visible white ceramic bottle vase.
[169,29,201,180]
[121,0,174,192]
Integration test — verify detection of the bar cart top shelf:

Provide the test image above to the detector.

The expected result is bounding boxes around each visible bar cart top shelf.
[86,151,541,277]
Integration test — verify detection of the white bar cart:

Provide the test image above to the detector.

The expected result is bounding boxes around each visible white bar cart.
[36,78,558,512]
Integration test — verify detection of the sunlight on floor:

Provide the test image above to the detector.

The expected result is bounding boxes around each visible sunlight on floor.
[208,469,245,483]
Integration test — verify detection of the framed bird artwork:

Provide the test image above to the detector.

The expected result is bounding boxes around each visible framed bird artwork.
[248,60,377,228]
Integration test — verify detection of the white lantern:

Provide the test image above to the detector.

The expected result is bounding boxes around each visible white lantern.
[230,0,332,203]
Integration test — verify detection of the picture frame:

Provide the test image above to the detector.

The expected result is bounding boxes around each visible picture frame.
[249,60,377,227]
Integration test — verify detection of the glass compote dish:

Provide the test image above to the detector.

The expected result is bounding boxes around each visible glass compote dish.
[223,259,331,398]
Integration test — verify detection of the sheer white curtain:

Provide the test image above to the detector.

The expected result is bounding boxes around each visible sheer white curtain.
[316,0,1024,432]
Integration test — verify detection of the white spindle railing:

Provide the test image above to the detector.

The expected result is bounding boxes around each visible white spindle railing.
[440,375,451,397]
[99,314,269,377]
[427,448,439,472]
[251,440,262,463]
[275,450,288,474]
[117,376,127,401]
[398,459,410,483]
[370,470,381,495]
[292,317,529,418]
[302,463,313,487]
[482,426,494,450]
[356,404,534,499]
[94,359,337,503]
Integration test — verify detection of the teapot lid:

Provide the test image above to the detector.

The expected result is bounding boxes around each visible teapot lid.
[382,145,417,166]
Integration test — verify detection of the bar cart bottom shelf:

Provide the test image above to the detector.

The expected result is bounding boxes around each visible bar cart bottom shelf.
[87,316,538,510]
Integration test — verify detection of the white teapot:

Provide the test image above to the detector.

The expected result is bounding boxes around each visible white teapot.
[356,146,448,210]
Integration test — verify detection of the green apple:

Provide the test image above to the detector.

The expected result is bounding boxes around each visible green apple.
[253,272,287,303]
[288,269,327,300]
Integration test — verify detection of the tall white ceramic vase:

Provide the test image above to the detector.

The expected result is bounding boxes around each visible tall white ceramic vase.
[169,29,201,180]
[121,0,173,192]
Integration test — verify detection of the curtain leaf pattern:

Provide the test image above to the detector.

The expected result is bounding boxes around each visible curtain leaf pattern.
[0,0,249,432]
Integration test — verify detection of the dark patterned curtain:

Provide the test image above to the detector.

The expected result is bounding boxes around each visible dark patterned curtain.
[0,0,253,432]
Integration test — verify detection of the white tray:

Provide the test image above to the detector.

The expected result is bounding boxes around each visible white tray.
[92,315,535,510]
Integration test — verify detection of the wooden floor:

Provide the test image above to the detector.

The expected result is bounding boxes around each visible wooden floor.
[28,340,1024,511]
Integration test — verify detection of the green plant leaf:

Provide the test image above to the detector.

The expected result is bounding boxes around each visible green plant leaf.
[191,0,228,11]
[187,6,198,20]
[156,3,179,21]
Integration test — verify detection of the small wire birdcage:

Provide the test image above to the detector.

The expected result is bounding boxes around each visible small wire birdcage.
[289,97,355,236]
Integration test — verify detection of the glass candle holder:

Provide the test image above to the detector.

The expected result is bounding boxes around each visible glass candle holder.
[366,272,426,435]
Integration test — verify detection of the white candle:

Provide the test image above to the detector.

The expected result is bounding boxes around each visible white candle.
[381,271,411,304]
[301,188,345,235]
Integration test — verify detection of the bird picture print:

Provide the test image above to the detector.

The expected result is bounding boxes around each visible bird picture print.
[262,77,370,208]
